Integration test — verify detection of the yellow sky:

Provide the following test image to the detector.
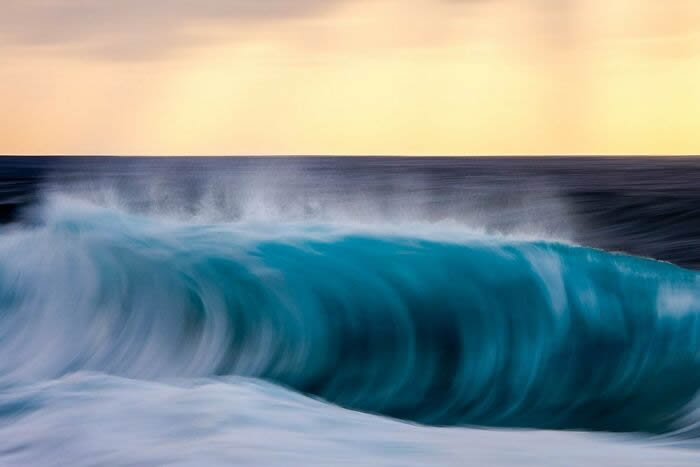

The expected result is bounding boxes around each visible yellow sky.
[1,0,699,155]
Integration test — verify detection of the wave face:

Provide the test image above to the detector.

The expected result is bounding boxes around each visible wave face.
[1,198,700,435]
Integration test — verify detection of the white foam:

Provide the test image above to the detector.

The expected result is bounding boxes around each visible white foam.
[0,373,697,467]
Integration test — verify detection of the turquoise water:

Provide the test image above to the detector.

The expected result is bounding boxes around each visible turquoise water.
[1,199,700,452]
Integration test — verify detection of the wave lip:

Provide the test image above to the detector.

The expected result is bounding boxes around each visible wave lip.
[1,203,700,435]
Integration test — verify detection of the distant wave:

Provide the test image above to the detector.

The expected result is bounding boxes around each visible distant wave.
[1,197,700,435]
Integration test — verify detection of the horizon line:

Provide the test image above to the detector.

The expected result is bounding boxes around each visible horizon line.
[2,154,700,158]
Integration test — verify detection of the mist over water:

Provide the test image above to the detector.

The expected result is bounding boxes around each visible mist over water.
[6,156,698,264]
[1,157,700,466]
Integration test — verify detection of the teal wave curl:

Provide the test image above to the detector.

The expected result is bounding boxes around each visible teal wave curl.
[1,204,699,434]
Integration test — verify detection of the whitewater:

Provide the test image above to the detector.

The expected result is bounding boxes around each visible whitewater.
[1,157,700,465]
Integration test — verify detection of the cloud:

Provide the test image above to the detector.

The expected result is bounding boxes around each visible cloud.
[0,0,344,59]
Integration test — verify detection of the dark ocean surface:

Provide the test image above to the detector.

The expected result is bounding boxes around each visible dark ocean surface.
[2,156,700,268]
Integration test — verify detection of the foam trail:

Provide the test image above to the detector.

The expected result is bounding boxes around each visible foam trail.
[2,373,700,467]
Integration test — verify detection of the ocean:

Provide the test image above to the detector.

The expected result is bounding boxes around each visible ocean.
[0,156,699,465]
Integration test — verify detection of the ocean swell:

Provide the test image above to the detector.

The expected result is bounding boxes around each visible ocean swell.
[1,199,699,434]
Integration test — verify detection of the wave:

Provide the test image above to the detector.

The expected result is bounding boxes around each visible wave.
[1,197,699,434]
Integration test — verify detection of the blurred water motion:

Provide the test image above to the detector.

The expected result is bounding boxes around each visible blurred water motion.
[1,156,700,466]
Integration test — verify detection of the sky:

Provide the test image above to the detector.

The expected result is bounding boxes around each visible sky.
[1,0,699,155]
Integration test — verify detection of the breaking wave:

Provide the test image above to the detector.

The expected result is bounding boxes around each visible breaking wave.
[1,196,700,436]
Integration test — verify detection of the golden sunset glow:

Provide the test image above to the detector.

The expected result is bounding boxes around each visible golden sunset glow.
[1,0,699,155]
